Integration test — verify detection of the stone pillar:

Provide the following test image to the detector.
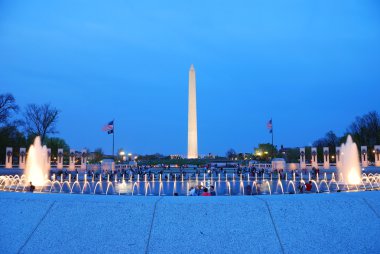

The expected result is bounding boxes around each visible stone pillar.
[57,149,63,170]
[47,148,51,170]
[375,145,380,167]
[19,148,26,169]
[111,161,115,172]
[323,147,329,169]
[361,146,368,167]
[311,147,318,168]
[336,147,342,169]
[299,148,306,169]
[69,149,76,170]
[81,149,87,170]
[5,147,13,169]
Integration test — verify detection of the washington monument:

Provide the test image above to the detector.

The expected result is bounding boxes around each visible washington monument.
[187,64,198,159]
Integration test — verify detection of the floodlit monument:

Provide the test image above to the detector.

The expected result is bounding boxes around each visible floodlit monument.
[187,64,198,159]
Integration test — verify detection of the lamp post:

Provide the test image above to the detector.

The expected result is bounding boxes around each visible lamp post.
[119,151,125,163]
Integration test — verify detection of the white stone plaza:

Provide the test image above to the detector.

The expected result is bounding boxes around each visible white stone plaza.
[0,191,379,254]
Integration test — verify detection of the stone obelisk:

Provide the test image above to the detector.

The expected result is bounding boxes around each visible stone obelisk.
[187,64,198,159]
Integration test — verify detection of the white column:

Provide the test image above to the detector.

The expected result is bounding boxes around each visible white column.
[336,147,342,169]
[299,148,306,169]
[19,148,26,169]
[311,147,318,168]
[57,148,63,170]
[187,64,198,159]
[47,148,51,170]
[69,149,75,170]
[323,147,329,169]
[5,147,13,169]
[361,146,368,167]
[81,149,87,170]
[375,145,380,167]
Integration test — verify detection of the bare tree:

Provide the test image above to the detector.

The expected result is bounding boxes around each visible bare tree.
[93,148,104,163]
[0,93,18,125]
[226,148,237,160]
[23,103,60,143]
[347,111,380,146]
[313,130,339,147]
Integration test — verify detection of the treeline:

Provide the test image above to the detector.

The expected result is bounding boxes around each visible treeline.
[311,111,380,162]
[0,93,67,164]
[241,111,380,163]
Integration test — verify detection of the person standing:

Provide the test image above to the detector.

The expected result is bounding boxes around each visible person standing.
[29,182,35,193]
[210,186,216,196]
[189,187,196,196]
[201,187,211,196]
[298,181,304,193]
[305,181,312,192]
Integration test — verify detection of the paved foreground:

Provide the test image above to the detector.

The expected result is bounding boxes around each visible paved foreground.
[0,191,379,254]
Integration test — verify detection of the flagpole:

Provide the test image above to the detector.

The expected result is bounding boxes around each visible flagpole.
[271,119,274,159]
[112,119,115,160]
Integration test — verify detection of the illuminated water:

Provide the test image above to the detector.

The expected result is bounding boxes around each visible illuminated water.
[338,135,361,185]
[1,171,379,195]
[24,136,49,186]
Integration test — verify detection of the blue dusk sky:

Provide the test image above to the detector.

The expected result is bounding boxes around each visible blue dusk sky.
[0,0,379,156]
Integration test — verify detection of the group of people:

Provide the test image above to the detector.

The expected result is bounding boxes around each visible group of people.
[298,181,313,193]
[188,185,216,196]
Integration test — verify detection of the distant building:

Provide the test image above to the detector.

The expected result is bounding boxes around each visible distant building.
[170,155,183,159]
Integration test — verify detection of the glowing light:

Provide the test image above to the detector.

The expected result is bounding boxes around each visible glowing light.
[25,137,49,187]
[338,135,361,185]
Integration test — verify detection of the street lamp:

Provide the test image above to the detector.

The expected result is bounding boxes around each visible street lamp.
[119,151,125,162]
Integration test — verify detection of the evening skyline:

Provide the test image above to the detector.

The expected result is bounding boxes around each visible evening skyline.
[1,0,380,156]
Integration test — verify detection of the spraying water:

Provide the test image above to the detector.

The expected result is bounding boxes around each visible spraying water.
[338,135,361,185]
[25,136,49,186]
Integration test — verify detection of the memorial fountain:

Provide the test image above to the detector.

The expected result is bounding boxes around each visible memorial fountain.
[24,136,49,187]
[338,135,361,185]
[1,169,379,195]
[0,135,379,195]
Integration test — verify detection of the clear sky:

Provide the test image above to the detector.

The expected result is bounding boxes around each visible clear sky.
[1,0,379,156]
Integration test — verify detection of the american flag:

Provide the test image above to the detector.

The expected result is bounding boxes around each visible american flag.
[267,119,273,133]
[102,121,114,134]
